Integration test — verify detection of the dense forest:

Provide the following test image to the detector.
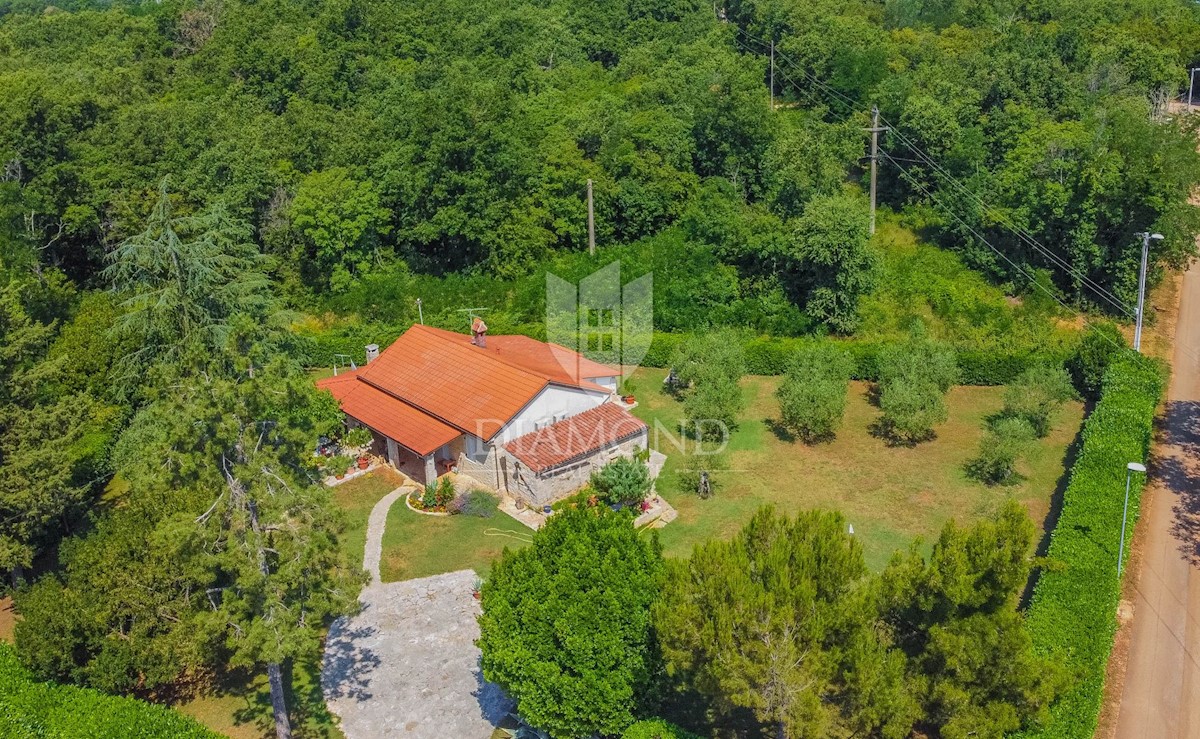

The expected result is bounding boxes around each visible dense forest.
[0,0,1198,736]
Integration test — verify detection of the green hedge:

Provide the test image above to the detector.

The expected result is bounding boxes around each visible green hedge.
[1018,352,1164,738]
[622,719,703,739]
[0,643,218,738]
[645,332,1073,385]
[295,322,1074,387]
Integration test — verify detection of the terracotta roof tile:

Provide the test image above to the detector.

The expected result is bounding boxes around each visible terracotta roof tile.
[504,403,647,474]
[317,372,459,457]
[356,325,545,440]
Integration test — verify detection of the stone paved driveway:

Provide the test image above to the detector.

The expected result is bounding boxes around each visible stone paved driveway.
[322,485,511,738]
[322,570,511,738]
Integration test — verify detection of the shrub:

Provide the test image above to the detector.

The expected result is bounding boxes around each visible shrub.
[0,644,217,738]
[1067,321,1126,399]
[776,343,852,442]
[1002,365,1077,437]
[622,719,703,739]
[326,454,355,476]
[478,507,664,738]
[343,426,373,449]
[876,335,957,444]
[967,417,1036,484]
[1020,352,1163,738]
[434,476,456,507]
[421,482,438,509]
[590,457,652,506]
[457,489,499,518]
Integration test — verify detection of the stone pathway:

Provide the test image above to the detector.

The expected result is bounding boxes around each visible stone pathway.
[362,486,410,585]
[322,489,512,738]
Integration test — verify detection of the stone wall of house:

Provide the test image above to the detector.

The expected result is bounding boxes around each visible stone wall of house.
[506,429,650,507]
[455,444,506,491]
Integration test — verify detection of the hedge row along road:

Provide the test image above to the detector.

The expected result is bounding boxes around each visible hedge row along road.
[1019,351,1164,738]
[1113,259,1200,738]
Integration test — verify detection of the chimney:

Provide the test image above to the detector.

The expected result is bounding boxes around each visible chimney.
[471,316,488,348]
[365,344,380,363]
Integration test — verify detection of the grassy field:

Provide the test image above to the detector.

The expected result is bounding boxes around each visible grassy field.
[380,499,532,582]
[176,658,342,739]
[624,368,1084,571]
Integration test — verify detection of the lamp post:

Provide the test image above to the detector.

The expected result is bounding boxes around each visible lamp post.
[1133,232,1163,352]
[1118,462,1147,577]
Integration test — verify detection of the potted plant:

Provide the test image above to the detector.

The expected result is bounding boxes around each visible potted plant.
[472,577,483,600]
[328,455,353,480]
[344,427,373,469]
[623,393,635,404]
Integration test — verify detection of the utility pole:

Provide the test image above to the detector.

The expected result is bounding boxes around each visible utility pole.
[769,39,775,112]
[1133,231,1163,352]
[587,179,596,255]
[416,298,424,325]
[864,106,889,236]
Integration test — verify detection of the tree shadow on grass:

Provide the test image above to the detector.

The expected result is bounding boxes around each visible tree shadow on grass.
[1019,405,1087,610]
[867,417,936,448]
[765,417,840,445]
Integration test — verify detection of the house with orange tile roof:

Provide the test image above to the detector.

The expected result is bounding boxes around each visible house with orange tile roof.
[316,323,651,505]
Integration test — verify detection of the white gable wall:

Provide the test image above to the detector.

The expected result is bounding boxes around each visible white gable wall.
[492,384,610,444]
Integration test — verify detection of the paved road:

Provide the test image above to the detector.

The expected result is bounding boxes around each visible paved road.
[1115,260,1200,738]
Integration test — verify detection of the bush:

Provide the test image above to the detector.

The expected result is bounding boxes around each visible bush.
[1067,321,1126,400]
[0,644,217,738]
[421,482,438,509]
[456,489,499,517]
[967,417,1036,484]
[478,507,664,738]
[434,476,456,507]
[1020,352,1164,739]
[343,426,373,449]
[776,342,852,442]
[876,336,957,444]
[670,330,746,388]
[590,457,652,506]
[622,719,703,739]
[1002,365,1077,437]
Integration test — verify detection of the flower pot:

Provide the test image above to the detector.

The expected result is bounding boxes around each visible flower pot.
[472,591,481,600]
[357,456,370,470]
[335,473,345,480]
[623,395,635,404]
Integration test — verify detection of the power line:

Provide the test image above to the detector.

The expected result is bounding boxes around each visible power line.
[879,121,1134,316]
[879,148,1131,354]
[730,23,1137,317]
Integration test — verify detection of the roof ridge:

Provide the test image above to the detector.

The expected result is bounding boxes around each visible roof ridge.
[409,323,601,388]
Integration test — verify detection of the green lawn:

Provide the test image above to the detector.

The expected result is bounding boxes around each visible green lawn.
[380,500,532,582]
[177,657,343,739]
[624,368,1083,571]
[329,467,408,576]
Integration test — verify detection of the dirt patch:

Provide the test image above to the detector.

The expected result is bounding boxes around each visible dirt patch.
[0,597,16,643]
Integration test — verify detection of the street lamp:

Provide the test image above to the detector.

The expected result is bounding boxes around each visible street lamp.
[1133,232,1164,352]
[1118,462,1147,577]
